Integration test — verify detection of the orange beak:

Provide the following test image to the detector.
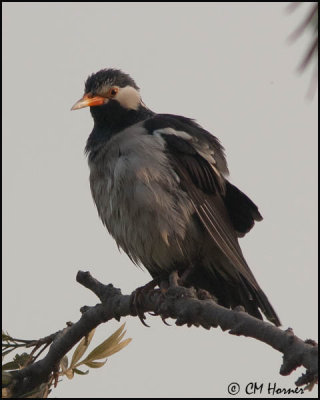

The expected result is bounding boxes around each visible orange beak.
[71,94,106,111]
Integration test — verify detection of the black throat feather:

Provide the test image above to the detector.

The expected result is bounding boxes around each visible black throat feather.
[85,101,154,161]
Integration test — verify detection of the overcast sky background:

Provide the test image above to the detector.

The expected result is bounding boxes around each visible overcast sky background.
[3,2,318,398]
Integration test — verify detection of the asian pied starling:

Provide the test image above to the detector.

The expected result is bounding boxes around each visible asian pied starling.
[71,68,281,326]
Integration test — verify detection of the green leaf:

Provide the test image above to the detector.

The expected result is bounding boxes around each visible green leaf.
[83,359,107,368]
[60,356,69,373]
[73,367,89,375]
[65,369,74,380]
[13,353,30,368]
[2,371,14,387]
[80,323,131,364]
[70,328,95,368]
[98,338,132,359]
[2,361,19,371]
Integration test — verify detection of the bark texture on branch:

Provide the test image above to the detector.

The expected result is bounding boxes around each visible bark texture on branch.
[8,271,318,397]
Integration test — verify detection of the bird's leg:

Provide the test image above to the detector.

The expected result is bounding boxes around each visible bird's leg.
[154,272,180,326]
[169,270,180,287]
[130,278,159,327]
[148,271,183,326]
[177,265,196,286]
[170,267,216,301]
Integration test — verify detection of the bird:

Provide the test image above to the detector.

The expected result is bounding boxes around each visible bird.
[71,68,281,326]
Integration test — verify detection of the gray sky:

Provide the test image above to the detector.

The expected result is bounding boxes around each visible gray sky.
[3,2,318,398]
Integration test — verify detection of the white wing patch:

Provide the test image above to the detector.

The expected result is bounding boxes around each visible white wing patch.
[153,127,193,141]
[153,127,223,182]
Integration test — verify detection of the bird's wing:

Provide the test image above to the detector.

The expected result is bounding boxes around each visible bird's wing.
[144,114,280,325]
[144,114,261,284]
[145,114,262,236]
[144,114,281,326]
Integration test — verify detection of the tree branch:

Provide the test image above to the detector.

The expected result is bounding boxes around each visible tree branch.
[7,271,318,397]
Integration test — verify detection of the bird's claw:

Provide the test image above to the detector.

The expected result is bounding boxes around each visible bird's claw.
[130,278,159,327]
[131,287,150,327]
[161,315,171,326]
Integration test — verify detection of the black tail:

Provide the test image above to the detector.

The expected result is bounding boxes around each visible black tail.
[250,284,281,326]
[225,275,281,326]
[187,267,281,326]
[224,181,263,237]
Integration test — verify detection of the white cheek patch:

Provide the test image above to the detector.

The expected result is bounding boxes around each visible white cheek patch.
[115,86,141,110]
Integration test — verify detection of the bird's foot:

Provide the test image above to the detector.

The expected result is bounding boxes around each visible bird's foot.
[130,278,159,327]
[150,271,180,326]
[176,266,195,286]
[168,270,217,302]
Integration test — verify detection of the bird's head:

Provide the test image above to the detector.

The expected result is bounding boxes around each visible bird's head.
[71,68,144,125]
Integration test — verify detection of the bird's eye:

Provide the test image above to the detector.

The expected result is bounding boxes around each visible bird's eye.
[108,87,119,98]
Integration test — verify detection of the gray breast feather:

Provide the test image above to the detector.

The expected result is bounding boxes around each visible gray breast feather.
[88,123,197,272]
